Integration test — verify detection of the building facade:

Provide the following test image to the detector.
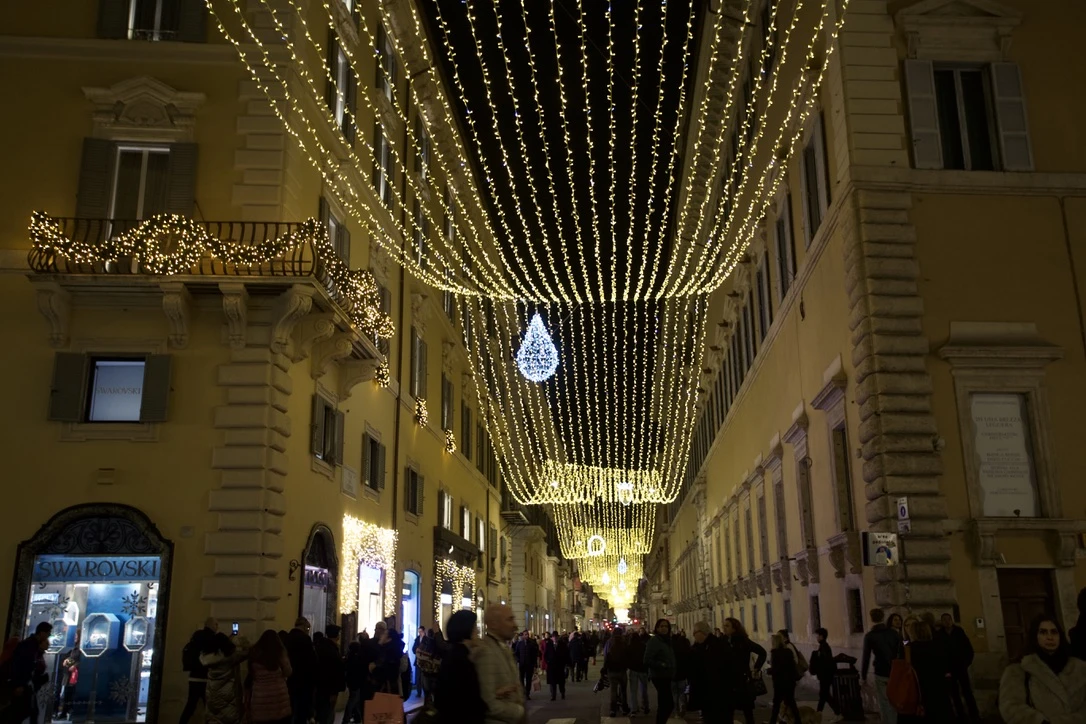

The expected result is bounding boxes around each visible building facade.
[0,1,567,721]
[651,0,1086,713]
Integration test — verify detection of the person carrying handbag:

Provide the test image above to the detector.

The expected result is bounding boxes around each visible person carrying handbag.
[721,617,766,724]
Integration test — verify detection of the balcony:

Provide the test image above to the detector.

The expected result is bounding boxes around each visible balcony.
[27,212,393,361]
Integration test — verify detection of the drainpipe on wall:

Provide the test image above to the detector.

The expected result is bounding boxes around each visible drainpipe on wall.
[1057,195,1086,359]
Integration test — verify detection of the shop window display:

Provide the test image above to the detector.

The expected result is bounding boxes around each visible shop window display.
[300,526,338,636]
[358,565,384,637]
[25,554,161,722]
[401,571,420,667]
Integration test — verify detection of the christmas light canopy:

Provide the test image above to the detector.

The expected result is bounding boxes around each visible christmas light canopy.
[515,313,559,382]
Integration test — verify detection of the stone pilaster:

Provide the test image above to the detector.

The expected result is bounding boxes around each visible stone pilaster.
[205,346,291,628]
[843,188,953,609]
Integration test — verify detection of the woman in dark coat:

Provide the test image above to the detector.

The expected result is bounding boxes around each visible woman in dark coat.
[722,617,767,724]
[900,619,952,722]
[544,631,570,700]
[434,610,486,724]
[768,633,803,724]
[809,627,840,718]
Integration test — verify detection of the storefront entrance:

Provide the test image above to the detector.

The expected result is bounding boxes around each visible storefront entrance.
[7,504,172,723]
[402,570,420,666]
[358,564,384,637]
[300,525,338,636]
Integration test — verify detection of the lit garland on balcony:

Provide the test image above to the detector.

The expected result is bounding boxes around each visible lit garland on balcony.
[414,398,429,427]
[444,429,456,454]
[374,359,390,388]
[29,211,394,340]
[434,559,477,630]
[340,514,398,616]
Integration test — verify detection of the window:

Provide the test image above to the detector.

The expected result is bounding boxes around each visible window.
[413,200,430,270]
[362,433,386,491]
[414,114,431,184]
[405,467,424,516]
[48,353,172,424]
[325,31,355,142]
[376,24,398,103]
[126,0,180,41]
[774,193,796,302]
[723,523,732,580]
[476,422,484,470]
[319,197,350,264]
[461,406,473,457]
[831,426,856,531]
[478,517,486,551]
[745,508,756,571]
[441,375,454,431]
[310,395,344,465]
[810,594,821,631]
[409,327,428,400]
[439,490,454,529]
[110,146,169,220]
[774,481,788,560]
[460,505,470,538]
[733,519,742,575]
[442,267,455,320]
[765,603,773,634]
[904,60,1032,172]
[800,113,829,247]
[743,299,755,367]
[751,606,758,632]
[757,256,772,339]
[373,126,395,208]
[757,496,770,567]
[489,525,498,567]
[847,589,865,634]
[783,598,793,633]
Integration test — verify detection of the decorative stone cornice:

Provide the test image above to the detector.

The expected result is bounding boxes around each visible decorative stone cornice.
[895,0,1022,62]
[938,322,1063,370]
[764,434,785,473]
[312,333,354,379]
[160,282,191,349]
[811,356,847,411]
[794,547,819,586]
[770,560,790,592]
[783,406,810,458]
[827,531,862,578]
[293,313,336,363]
[272,285,316,355]
[970,518,1086,568]
[339,359,380,400]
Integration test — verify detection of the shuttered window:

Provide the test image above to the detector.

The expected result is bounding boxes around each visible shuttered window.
[800,113,829,248]
[361,433,385,491]
[409,328,428,400]
[47,353,171,423]
[76,139,197,222]
[461,406,473,457]
[318,197,351,265]
[311,395,344,465]
[774,193,796,302]
[97,0,205,42]
[376,24,399,103]
[326,30,357,144]
[405,468,424,516]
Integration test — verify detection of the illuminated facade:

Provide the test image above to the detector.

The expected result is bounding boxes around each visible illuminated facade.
[652,0,1086,715]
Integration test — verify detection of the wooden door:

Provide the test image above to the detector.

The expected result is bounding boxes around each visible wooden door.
[997,568,1055,661]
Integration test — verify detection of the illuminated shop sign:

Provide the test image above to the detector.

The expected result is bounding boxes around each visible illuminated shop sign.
[304,566,331,588]
[33,555,161,583]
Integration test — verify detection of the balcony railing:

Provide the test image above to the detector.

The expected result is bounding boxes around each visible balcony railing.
[28,212,394,340]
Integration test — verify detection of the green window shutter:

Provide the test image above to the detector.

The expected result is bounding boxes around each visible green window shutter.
[338,225,351,267]
[419,339,428,399]
[76,138,116,219]
[48,353,89,422]
[377,443,386,490]
[176,0,206,42]
[437,490,446,526]
[361,433,371,487]
[311,395,326,456]
[345,68,358,145]
[417,474,425,516]
[333,409,345,465]
[326,29,338,111]
[404,468,412,512]
[164,143,198,216]
[97,0,129,39]
[138,354,172,422]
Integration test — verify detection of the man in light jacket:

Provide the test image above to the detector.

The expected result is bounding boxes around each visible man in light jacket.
[472,604,526,724]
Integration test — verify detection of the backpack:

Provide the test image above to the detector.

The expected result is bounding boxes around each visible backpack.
[887,646,923,716]
[182,639,200,673]
[790,644,809,678]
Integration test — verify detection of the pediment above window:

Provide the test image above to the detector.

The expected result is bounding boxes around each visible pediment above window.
[83,77,205,142]
[895,0,1023,62]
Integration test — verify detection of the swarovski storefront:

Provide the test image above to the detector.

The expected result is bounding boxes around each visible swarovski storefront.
[7,504,172,723]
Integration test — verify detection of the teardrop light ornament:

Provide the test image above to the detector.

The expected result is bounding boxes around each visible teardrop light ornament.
[516,312,559,382]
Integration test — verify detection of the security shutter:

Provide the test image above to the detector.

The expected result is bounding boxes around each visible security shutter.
[164,143,198,216]
[903,59,944,170]
[48,353,89,422]
[176,0,206,42]
[362,433,371,487]
[138,354,172,422]
[326,30,338,112]
[75,138,116,219]
[377,443,386,489]
[97,0,129,39]
[990,62,1034,171]
[311,395,327,455]
[332,409,345,465]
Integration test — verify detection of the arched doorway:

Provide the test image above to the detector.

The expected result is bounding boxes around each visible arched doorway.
[300,524,339,637]
[7,503,172,723]
[401,570,420,666]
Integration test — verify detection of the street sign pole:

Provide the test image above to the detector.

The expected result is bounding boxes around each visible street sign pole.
[897,497,912,612]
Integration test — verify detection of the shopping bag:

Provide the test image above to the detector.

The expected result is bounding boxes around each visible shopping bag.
[364,692,403,724]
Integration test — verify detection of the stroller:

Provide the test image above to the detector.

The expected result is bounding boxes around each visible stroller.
[593,671,610,693]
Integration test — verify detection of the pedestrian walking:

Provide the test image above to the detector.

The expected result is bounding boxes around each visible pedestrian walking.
[545,631,569,700]
[935,613,979,721]
[603,626,631,717]
[246,630,293,724]
[569,632,585,682]
[999,614,1086,724]
[180,618,219,724]
[472,604,526,724]
[341,641,366,724]
[689,621,728,720]
[513,630,538,699]
[627,627,651,714]
[768,632,803,724]
[314,625,345,724]
[644,619,677,724]
[899,618,952,722]
[809,627,841,722]
[1068,587,1086,661]
[861,608,902,724]
[284,618,317,724]
[670,628,691,715]
[413,628,426,697]
[721,617,766,724]
[435,610,487,724]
